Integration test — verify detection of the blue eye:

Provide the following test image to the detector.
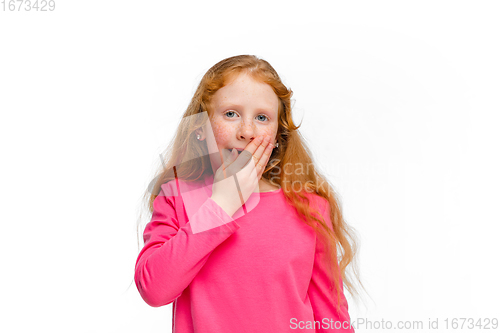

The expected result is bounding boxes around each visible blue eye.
[224,111,269,122]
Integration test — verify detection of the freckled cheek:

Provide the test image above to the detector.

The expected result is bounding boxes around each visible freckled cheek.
[258,128,277,140]
[210,121,232,147]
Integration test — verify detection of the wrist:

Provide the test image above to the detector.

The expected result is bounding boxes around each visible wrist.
[210,195,238,217]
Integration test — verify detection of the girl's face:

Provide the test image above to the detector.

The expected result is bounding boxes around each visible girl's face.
[200,72,280,172]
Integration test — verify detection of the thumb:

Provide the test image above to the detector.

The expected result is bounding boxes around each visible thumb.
[229,148,238,161]
[223,148,238,166]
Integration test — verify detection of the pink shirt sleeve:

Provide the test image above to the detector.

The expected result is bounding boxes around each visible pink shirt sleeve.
[134,188,241,307]
[307,200,355,332]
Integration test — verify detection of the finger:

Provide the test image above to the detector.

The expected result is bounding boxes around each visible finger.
[235,136,271,177]
[227,135,264,171]
[227,135,270,173]
[220,148,238,178]
[222,148,237,169]
[250,135,271,166]
[245,134,265,154]
[256,140,274,177]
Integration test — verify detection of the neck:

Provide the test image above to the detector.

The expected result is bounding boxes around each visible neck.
[254,178,280,192]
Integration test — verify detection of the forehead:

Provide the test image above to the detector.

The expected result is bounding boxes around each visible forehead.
[212,73,279,113]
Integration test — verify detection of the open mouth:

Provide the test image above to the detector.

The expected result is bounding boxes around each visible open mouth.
[227,148,244,155]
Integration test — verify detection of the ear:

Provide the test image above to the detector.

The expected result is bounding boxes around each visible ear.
[195,127,206,140]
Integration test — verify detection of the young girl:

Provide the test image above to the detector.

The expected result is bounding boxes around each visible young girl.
[135,55,362,332]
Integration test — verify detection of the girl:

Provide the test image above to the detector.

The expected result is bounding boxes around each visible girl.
[135,55,362,332]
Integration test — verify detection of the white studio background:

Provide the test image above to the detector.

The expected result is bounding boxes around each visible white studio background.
[1,1,499,332]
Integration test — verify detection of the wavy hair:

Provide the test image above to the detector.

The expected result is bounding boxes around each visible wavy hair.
[135,55,365,312]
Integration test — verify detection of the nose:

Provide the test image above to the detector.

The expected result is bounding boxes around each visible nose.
[237,121,257,141]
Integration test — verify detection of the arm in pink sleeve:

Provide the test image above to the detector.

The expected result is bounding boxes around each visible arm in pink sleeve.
[307,200,354,332]
[134,188,240,307]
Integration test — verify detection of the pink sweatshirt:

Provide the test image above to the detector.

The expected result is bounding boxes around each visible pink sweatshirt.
[135,174,354,332]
